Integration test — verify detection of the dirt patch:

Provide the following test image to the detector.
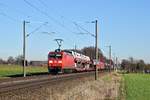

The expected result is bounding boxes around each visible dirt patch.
[0,72,121,100]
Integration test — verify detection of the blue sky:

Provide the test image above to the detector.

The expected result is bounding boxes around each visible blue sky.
[0,0,150,63]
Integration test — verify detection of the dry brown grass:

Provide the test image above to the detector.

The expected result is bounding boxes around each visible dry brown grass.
[0,72,121,100]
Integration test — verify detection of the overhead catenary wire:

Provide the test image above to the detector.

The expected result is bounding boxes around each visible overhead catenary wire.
[0,12,18,22]
[37,0,66,27]
[0,1,51,37]
[34,0,95,40]
[26,22,48,37]
[37,0,68,26]
[25,0,96,49]
[23,0,76,34]
[23,0,61,25]
[37,0,47,7]
[24,0,81,48]
[74,22,84,34]
[0,0,95,39]
[73,22,95,37]
[0,2,30,19]
[0,2,40,24]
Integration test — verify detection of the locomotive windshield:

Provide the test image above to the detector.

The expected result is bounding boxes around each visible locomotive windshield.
[49,53,62,59]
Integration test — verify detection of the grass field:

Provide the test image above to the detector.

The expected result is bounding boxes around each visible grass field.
[0,64,48,77]
[123,73,150,100]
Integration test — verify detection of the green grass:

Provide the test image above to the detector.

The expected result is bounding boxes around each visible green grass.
[123,73,150,100]
[0,64,48,77]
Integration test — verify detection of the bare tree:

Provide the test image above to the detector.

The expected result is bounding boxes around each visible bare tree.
[7,56,15,64]
[121,57,147,73]
[81,46,103,60]
[15,55,23,65]
[0,58,4,64]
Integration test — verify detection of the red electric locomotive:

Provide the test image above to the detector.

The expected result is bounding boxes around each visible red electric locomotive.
[48,50,75,74]
[48,49,92,74]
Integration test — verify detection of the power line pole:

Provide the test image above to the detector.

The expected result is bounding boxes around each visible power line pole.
[113,53,115,71]
[23,20,29,77]
[95,20,98,80]
[23,20,26,77]
[109,45,111,72]
[75,44,77,51]
[115,57,118,72]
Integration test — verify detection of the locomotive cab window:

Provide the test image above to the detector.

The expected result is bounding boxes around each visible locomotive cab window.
[55,54,62,59]
[49,54,62,59]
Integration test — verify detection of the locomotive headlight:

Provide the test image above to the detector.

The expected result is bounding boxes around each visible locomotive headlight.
[58,61,62,63]
[49,60,53,63]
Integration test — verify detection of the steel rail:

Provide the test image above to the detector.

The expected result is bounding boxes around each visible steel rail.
[0,71,103,94]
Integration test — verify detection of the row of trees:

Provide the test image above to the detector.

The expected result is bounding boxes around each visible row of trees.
[0,46,111,66]
[0,55,23,65]
[121,57,150,73]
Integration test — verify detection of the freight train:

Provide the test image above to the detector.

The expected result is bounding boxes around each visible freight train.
[48,49,105,74]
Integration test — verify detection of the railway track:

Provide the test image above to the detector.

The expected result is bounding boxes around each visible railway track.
[0,71,106,94]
